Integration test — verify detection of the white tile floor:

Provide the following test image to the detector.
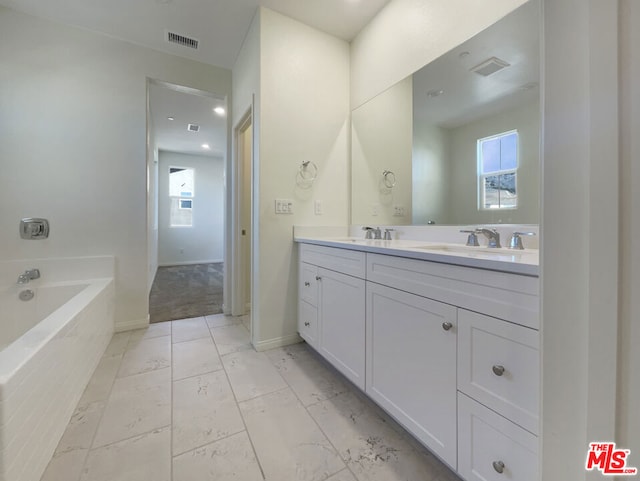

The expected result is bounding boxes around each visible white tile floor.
[40,315,462,481]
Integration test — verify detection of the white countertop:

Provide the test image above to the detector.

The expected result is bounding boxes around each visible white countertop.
[294,236,539,277]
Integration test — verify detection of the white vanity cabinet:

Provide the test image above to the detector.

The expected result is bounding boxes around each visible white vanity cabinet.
[297,241,540,481]
[366,282,458,468]
[298,244,366,389]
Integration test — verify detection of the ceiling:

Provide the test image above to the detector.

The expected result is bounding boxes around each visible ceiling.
[412,0,539,129]
[149,82,227,157]
[0,0,391,69]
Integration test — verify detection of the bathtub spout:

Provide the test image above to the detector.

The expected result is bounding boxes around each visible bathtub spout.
[17,269,40,284]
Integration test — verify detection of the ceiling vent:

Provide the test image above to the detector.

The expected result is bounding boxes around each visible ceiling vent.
[167,31,199,50]
[470,57,510,77]
[187,123,200,132]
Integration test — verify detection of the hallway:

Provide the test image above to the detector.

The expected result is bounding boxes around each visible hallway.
[40,315,460,481]
[149,263,224,323]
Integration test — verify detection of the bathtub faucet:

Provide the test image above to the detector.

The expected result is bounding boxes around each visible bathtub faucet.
[17,268,40,284]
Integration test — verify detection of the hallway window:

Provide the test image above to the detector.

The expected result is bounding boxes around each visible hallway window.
[169,167,194,227]
[478,130,518,210]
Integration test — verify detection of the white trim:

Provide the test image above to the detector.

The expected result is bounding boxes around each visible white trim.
[158,259,223,266]
[253,333,303,352]
[115,317,149,332]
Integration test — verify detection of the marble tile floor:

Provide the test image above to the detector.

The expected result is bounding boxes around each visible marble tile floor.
[40,314,462,481]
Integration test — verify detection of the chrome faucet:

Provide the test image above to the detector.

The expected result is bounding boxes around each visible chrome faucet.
[17,268,41,284]
[362,226,374,239]
[479,228,501,248]
[383,228,395,240]
[373,227,382,239]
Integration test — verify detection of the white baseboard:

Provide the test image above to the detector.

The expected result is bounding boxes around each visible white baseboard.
[115,316,149,332]
[158,259,223,267]
[253,333,303,352]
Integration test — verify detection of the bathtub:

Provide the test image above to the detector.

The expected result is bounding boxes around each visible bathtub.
[0,273,114,481]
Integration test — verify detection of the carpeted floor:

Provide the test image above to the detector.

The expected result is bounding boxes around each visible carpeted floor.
[149,263,224,323]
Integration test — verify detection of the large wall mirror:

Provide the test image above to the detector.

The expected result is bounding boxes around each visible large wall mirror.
[351,0,540,226]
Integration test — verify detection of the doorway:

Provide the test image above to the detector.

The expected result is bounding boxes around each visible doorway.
[146,79,228,323]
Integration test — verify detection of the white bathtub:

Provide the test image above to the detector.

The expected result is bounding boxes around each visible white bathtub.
[0,276,115,481]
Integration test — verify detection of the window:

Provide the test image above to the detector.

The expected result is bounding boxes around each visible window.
[478,130,518,210]
[169,167,194,227]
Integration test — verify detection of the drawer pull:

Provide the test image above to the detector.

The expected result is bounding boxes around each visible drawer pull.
[492,460,505,474]
[442,322,453,331]
[315,276,322,281]
[304,282,310,287]
[492,365,505,376]
[304,322,310,327]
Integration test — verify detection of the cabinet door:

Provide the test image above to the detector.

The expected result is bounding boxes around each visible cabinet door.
[318,268,366,389]
[366,282,457,469]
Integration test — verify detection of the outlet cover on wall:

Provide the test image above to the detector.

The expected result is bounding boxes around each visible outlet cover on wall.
[314,200,323,215]
[393,205,405,217]
[371,204,380,216]
[275,199,294,214]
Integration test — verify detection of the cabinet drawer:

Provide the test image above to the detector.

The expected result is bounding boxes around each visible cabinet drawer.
[458,393,538,481]
[458,309,539,434]
[298,300,318,348]
[300,243,366,278]
[300,262,318,306]
[366,253,539,328]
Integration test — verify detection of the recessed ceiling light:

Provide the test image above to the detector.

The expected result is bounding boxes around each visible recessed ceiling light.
[427,89,444,98]
[167,116,174,121]
[214,106,226,116]
[202,144,210,150]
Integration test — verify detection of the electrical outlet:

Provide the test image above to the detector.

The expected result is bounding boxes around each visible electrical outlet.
[371,204,380,216]
[314,200,323,215]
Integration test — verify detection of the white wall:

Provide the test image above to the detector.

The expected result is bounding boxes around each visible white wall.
[618,0,640,460]
[351,76,413,226]
[157,151,224,266]
[254,7,350,349]
[0,7,231,330]
[412,121,450,225]
[350,0,528,109]
[541,1,619,480]
[448,99,539,224]
[146,109,159,294]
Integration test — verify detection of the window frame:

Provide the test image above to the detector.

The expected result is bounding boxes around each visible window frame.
[477,130,519,211]
[168,166,195,228]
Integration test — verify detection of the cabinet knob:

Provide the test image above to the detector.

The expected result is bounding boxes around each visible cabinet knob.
[315,276,322,281]
[442,322,453,331]
[304,322,310,327]
[492,365,505,376]
[492,460,505,474]
[304,281,310,287]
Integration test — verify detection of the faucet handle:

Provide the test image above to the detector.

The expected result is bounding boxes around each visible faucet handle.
[383,228,395,241]
[460,229,480,246]
[508,232,536,250]
[362,226,374,239]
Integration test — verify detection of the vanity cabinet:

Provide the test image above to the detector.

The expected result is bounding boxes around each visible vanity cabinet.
[366,282,457,467]
[297,241,540,480]
[298,244,366,389]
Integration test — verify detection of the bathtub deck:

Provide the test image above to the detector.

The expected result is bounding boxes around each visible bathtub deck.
[40,315,460,481]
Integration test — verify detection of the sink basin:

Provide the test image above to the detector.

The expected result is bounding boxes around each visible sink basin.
[414,244,528,256]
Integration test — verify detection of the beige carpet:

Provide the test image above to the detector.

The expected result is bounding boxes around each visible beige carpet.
[149,263,224,323]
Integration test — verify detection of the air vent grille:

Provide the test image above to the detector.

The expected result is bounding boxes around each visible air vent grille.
[470,57,510,77]
[167,31,199,50]
[187,123,200,132]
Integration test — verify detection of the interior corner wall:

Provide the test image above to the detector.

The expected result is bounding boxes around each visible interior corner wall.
[157,151,224,266]
[618,0,640,459]
[541,1,619,479]
[0,6,231,330]
[256,7,350,349]
[147,112,159,294]
[350,0,529,109]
